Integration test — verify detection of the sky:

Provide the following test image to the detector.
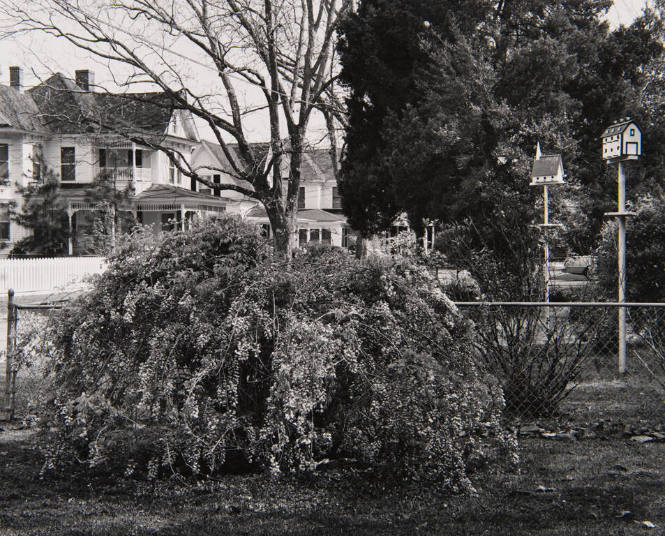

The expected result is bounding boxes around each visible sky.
[0,0,652,142]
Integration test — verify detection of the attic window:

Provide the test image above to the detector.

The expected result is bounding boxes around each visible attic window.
[630,129,635,136]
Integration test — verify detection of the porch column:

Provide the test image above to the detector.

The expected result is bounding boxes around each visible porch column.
[131,141,137,186]
[67,206,74,256]
[181,204,186,231]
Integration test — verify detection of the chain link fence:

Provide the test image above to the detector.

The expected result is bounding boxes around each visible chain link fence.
[456,302,665,432]
[4,295,665,434]
[3,291,62,421]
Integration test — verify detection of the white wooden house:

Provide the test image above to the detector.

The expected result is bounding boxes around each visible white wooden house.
[191,143,351,248]
[0,67,228,255]
[2,65,353,256]
[601,117,641,161]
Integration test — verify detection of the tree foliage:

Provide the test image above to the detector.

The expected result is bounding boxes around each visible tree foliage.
[338,1,664,261]
[75,174,137,255]
[39,216,513,487]
[10,165,70,257]
[596,190,665,302]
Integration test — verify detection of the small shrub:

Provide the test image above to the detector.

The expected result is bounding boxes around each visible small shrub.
[466,304,609,417]
[38,216,514,488]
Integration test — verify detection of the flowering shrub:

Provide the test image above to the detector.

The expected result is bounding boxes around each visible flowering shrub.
[11,310,58,421]
[39,216,514,487]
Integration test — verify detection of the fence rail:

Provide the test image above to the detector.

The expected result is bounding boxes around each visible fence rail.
[0,256,106,293]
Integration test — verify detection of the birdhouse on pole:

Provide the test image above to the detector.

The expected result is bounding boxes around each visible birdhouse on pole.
[530,144,565,186]
[601,117,641,161]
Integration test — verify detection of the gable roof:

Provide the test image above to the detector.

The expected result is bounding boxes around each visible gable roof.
[302,149,338,182]
[26,73,179,136]
[199,142,338,185]
[531,154,563,178]
[601,118,639,138]
[201,140,271,172]
[245,206,346,224]
[0,84,48,132]
[137,183,227,203]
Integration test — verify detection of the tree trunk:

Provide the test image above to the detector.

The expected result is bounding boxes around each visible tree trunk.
[267,203,297,258]
[355,236,369,259]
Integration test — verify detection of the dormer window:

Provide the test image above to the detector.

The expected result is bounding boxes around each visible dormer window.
[0,144,8,183]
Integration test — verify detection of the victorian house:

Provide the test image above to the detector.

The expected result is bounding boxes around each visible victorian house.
[191,142,351,248]
[0,66,227,255]
[1,65,351,256]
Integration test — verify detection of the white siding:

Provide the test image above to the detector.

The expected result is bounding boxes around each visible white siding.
[41,138,96,183]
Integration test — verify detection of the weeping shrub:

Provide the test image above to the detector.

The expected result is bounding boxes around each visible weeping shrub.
[38,216,514,488]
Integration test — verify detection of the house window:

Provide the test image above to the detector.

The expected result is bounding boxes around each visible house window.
[61,147,76,181]
[322,229,331,244]
[196,174,211,195]
[332,186,342,209]
[0,204,10,240]
[32,159,41,182]
[214,174,221,197]
[298,229,308,247]
[309,228,320,242]
[0,144,8,183]
[31,145,42,182]
[297,186,305,209]
[342,227,351,248]
[168,157,177,184]
[135,149,143,168]
[630,129,635,136]
[190,176,197,192]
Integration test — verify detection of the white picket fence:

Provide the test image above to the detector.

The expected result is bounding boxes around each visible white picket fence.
[0,256,107,293]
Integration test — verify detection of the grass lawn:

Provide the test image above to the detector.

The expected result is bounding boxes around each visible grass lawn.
[1,424,664,535]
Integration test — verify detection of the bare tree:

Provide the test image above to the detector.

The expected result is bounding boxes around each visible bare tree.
[0,0,351,256]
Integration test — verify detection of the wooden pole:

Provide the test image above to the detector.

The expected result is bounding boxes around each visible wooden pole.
[617,161,627,374]
[5,289,14,418]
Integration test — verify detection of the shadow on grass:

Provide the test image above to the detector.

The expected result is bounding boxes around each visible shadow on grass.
[1,427,664,535]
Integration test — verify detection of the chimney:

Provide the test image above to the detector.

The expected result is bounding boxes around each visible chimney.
[9,66,20,90]
[75,69,94,91]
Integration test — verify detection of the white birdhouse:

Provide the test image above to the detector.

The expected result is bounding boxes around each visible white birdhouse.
[530,144,565,186]
[601,117,641,161]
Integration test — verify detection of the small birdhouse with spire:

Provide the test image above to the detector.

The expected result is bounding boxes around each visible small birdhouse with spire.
[530,143,565,186]
[601,117,641,161]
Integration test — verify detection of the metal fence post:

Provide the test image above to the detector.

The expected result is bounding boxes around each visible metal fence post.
[5,289,14,419]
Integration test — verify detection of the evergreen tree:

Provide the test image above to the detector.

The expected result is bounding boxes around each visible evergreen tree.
[338,1,664,260]
[11,165,70,257]
[76,174,136,255]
